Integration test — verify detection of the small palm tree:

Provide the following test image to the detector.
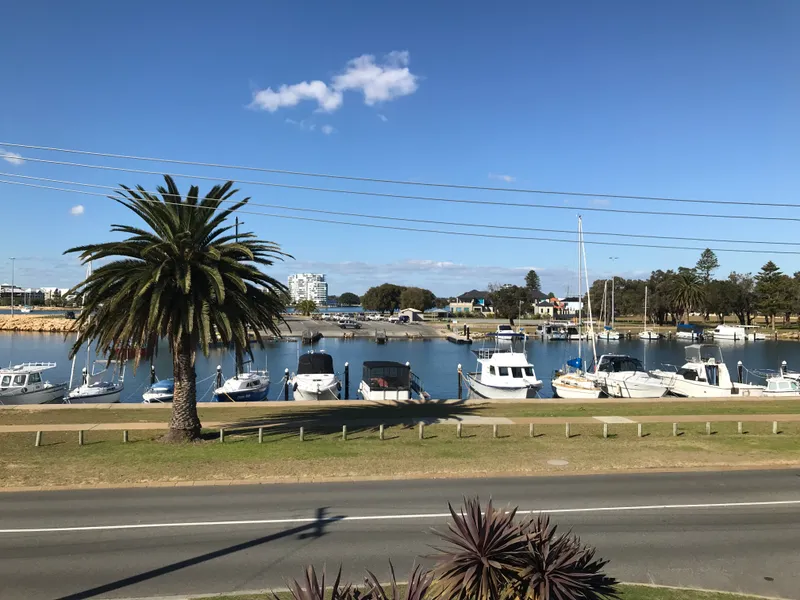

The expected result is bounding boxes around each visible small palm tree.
[296,299,318,316]
[65,175,291,442]
[669,271,706,324]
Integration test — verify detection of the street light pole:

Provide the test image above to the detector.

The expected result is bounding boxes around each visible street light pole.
[10,257,15,318]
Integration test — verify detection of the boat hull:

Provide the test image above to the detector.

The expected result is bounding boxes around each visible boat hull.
[601,377,667,399]
[142,392,174,403]
[357,382,412,401]
[66,389,122,404]
[212,386,270,402]
[551,382,602,399]
[293,383,340,401]
[464,373,541,399]
[0,384,67,405]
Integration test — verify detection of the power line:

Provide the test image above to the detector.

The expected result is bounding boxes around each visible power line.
[2,171,798,248]
[3,178,800,255]
[1,140,797,209]
[5,154,800,223]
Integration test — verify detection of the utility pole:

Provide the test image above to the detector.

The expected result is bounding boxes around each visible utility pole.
[235,217,244,243]
[9,257,15,318]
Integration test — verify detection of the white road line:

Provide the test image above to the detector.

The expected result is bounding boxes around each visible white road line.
[2,499,799,534]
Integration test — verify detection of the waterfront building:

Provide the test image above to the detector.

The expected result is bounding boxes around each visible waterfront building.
[288,273,328,305]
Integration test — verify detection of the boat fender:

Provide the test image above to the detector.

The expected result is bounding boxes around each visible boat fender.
[292,383,298,392]
[337,381,342,391]
[21,387,27,394]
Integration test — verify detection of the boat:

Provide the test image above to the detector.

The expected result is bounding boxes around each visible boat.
[596,280,621,341]
[762,376,800,397]
[0,362,67,405]
[675,323,704,341]
[463,334,543,399]
[290,352,341,400]
[213,361,270,402]
[495,324,517,346]
[536,322,569,341]
[650,344,765,397]
[710,324,766,341]
[142,379,174,403]
[565,325,587,341]
[638,286,661,340]
[591,354,667,398]
[67,361,125,403]
[301,329,323,344]
[552,217,602,399]
[596,326,622,341]
[19,305,33,314]
[358,361,430,401]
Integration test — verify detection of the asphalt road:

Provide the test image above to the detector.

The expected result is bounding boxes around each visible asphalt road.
[1,470,799,600]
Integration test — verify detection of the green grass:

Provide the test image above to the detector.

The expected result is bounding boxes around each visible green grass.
[2,420,799,488]
[1,399,798,427]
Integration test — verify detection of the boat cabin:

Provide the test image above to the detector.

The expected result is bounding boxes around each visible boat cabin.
[593,355,645,374]
[298,353,335,375]
[676,344,732,387]
[0,363,54,392]
[766,378,799,394]
[359,361,412,400]
[472,348,537,383]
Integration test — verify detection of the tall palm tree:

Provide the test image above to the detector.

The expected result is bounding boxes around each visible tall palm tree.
[65,175,291,442]
[669,271,706,324]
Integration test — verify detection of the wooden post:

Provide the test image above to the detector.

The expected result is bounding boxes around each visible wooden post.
[122,430,128,444]
[529,423,534,438]
[737,422,743,435]
[672,423,678,437]
[379,424,385,440]
[603,423,608,439]
[35,431,42,447]
[258,427,264,444]
[773,421,779,435]
[457,422,462,438]
[492,424,498,438]
[300,426,305,442]
[706,422,711,435]
[78,430,84,446]
[565,423,571,439]
[419,422,424,440]
[637,423,643,438]
[342,425,347,441]
[457,364,463,400]
[219,428,225,443]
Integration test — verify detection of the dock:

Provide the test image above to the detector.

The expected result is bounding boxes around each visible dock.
[446,334,473,345]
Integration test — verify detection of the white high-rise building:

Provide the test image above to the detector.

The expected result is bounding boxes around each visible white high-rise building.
[288,273,328,305]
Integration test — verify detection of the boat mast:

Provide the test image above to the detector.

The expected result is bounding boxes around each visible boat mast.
[577,217,582,365]
[611,276,615,330]
[580,218,598,367]
[643,285,648,331]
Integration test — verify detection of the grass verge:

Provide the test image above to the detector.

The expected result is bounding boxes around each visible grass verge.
[2,421,799,488]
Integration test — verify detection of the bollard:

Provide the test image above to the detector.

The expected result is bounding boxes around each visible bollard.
[457,422,462,438]
[379,424,384,440]
[284,368,290,401]
[123,430,128,444]
[493,424,498,439]
[672,423,678,437]
[419,422,424,440]
[529,423,534,438]
[773,421,778,435]
[706,422,711,436]
[457,364,463,399]
[344,362,350,400]
[35,431,42,447]
[150,364,156,385]
[215,365,223,389]
[565,423,571,439]
[219,428,225,443]
[637,423,643,438]
[737,422,743,435]
[603,423,608,439]
[342,425,347,441]
[737,361,743,384]
[78,430,84,446]
[258,427,264,444]
[781,360,787,376]
[300,427,305,442]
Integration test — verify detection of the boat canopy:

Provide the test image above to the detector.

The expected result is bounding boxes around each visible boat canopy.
[596,355,644,373]
[362,361,411,390]
[685,344,723,364]
[297,353,334,375]
[677,323,704,333]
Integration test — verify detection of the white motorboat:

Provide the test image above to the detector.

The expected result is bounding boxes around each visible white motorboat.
[711,324,766,341]
[762,376,800,397]
[495,324,517,346]
[551,217,602,399]
[142,379,174,403]
[19,305,33,314]
[591,354,667,399]
[536,322,569,340]
[67,362,125,403]
[675,324,704,341]
[213,362,270,402]
[596,327,622,341]
[358,361,430,401]
[290,352,341,400]
[464,335,543,399]
[638,286,661,340]
[565,325,587,341]
[651,344,765,397]
[0,362,67,405]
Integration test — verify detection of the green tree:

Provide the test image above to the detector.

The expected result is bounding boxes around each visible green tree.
[65,176,290,442]
[695,248,720,284]
[52,289,62,307]
[361,283,405,313]
[669,270,705,324]
[547,291,556,299]
[489,284,530,324]
[755,261,791,329]
[705,279,736,323]
[399,287,436,311]
[338,292,360,306]
[728,271,756,325]
[296,299,317,316]
[525,270,541,294]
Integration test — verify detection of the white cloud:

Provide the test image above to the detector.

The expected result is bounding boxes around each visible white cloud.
[489,173,516,183]
[250,51,418,114]
[285,118,316,131]
[70,205,85,216]
[321,125,335,135]
[378,113,388,122]
[0,149,24,166]
[590,198,611,207]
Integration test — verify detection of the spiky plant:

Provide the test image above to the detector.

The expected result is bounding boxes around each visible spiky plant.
[518,515,618,600]
[365,563,433,600]
[279,565,361,600]
[65,175,290,442]
[432,497,528,600]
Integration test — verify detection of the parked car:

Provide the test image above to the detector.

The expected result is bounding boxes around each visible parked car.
[339,319,362,329]
[388,316,400,323]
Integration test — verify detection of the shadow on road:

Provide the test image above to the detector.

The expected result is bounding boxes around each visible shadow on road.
[54,507,342,600]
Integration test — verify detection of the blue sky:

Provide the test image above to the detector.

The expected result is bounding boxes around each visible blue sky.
[1,0,798,296]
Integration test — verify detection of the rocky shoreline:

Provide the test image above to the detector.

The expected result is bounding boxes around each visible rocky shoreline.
[0,315,76,333]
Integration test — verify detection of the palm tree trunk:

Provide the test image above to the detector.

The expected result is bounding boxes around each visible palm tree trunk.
[164,336,201,442]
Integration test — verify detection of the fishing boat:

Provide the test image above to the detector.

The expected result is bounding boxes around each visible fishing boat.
[290,352,341,400]
[0,362,67,404]
[638,286,661,340]
[463,334,542,399]
[358,361,430,401]
[762,376,800,397]
[212,361,270,402]
[710,324,766,341]
[591,354,667,399]
[650,344,765,397]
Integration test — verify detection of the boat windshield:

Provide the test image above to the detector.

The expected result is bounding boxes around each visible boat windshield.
[685,344,723,364]
[597,356,644,373]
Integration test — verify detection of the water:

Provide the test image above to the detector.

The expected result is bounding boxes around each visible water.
[0,333,796,401]
[0,308,76,316]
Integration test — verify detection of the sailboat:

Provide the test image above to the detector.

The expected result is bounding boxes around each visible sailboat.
[552,217,602,399]
[596,279,621,341]
[638,286,661,340]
